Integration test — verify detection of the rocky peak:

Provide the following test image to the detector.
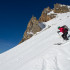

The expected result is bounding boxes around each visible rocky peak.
[26,16,41,33]
[27,16,38,29]
[54,3,70,13]
[39,7,56,22]
[42,7,51,14]
[39,3,70,22]
[19,16,41,43]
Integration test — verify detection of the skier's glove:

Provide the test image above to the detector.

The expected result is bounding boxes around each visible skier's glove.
[57,31,60,34]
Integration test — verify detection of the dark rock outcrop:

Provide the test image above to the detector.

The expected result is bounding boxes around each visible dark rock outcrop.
[54,3,69,13]
[39,7,56,22]
[39,7,51,22]
[19,16,41,43]
[39,4,70,22]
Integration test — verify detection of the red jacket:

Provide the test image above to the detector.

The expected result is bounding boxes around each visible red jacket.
[59,27,66,33]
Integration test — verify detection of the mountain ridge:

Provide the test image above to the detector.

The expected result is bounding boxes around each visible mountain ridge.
[20,3,70,43]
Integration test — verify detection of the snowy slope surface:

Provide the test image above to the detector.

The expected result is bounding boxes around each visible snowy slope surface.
[0,12,70,70]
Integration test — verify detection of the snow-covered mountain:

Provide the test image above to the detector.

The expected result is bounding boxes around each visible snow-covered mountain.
[0,12,70,70]
[20,3,70,43]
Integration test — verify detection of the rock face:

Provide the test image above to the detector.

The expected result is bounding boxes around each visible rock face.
[39,7,51,22]
[39,4,70,22]
[19,16,41,43]
[19,3,70,44]
[39,7,56,22]
[54,3,69,13]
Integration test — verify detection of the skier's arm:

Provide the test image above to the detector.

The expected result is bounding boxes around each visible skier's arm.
[57,31,60,33]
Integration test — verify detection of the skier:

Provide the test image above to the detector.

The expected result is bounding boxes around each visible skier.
[57,25,69,40]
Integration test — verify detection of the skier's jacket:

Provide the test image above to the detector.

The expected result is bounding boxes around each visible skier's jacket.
[59,27,68,33]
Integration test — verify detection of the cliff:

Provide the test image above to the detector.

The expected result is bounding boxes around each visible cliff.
[19,16,41,43]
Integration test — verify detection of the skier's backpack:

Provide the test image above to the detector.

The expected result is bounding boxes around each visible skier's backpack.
[62,25,68,31]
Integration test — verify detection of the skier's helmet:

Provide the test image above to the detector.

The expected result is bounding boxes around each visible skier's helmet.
[58,26,60,29]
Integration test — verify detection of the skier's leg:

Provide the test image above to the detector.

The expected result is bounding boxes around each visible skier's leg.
[62,33,65,40]
[64,32,68,40]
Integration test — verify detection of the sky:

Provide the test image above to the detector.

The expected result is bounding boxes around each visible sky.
[0,0,70,53]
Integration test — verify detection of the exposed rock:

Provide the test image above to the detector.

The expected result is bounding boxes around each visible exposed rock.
[46,14,56,21]
[54,3,69,13]
[39,7,51,22]
[39,7,56,22]
[39,3,70,22]
[19,16,41,43]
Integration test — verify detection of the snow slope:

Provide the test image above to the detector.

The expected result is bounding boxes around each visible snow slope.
[0,12,70,70]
